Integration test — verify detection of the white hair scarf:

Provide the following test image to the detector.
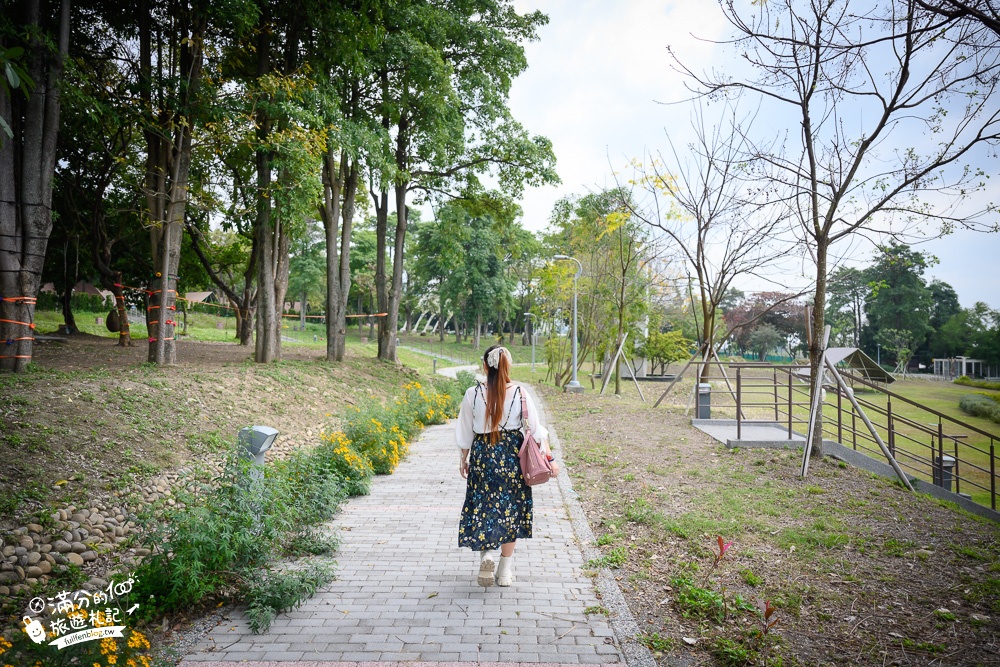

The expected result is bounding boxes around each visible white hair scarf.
[487,346,512,369]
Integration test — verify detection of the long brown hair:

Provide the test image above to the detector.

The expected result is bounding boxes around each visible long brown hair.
[484,344,512,444]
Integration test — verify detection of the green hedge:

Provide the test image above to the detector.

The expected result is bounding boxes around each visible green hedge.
[958,394,1000,424]
[955,376,1000,391]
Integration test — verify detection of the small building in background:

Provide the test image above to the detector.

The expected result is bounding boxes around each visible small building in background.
[932,356,985,379]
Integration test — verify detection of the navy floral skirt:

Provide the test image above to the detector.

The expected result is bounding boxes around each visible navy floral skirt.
[458,428,533,551]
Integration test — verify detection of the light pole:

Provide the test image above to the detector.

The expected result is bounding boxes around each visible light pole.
[554,255,584,393]
[524,313,537,372]
[877,343,881,367]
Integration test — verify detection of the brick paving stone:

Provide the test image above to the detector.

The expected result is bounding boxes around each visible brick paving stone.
[178,386,626,667]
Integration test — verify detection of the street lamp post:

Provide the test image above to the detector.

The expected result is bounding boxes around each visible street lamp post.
[877,343,881,367]
[554,255,584,393]
[524,313,537,372]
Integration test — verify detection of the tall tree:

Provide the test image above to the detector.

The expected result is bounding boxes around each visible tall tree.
[0,0,70,372]
[369,0,557,363]
[621,101,793,381]
[680,0,1000,454]
[411,203,469,343]
[862,242,934,360]
[244,2,325,363]
[52,29,145,346]
[919,278,963,362]
[826,267,868,347]
[185,97,260,345]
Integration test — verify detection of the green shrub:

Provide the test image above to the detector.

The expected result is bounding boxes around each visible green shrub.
[274,450,348,525]
[131,443,348,625]
[955,376,1000,391]
[131,453,294,619]
[959,394,1000,424]
[245,562,335,633]
[453,370,478,394]
[587,546,628,569]
[711,637,753,667]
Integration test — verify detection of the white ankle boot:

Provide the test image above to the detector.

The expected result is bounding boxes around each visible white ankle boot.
[478,551,496,587]
[496,555,514,586]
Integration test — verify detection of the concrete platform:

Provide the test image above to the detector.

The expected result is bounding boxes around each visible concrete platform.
[691,419,805,449]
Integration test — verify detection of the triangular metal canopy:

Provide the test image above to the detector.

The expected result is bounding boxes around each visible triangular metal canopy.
[825,347,894,384]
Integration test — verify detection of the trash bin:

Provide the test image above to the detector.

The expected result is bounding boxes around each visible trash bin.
[697,383,711,419]
[933,455,956,491]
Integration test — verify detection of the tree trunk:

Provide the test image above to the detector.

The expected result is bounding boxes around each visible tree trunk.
[0,0,69,372]
[274,185,290,351]
[809,238,829,458]
[322,150,357,362]
[374,186,389,355]
[379,181,407,363]
[253,17,279,363]
[299,290,306,330]
[92,187,134,346]
[322,147,343,359]
[141,2,203,365]
[60,287,77,334]
[108,276,131,347]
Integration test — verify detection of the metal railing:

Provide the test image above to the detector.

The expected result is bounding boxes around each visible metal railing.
[666,360,998,511]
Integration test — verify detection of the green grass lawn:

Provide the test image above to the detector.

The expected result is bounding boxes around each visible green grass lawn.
[390,330,545,365]
[36,308,333,347]
[36,308,553,376]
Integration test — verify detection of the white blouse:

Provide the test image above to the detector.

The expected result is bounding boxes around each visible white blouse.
[454,383,549,449]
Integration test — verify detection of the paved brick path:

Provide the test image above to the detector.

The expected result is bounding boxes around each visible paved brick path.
[179,387,630,667]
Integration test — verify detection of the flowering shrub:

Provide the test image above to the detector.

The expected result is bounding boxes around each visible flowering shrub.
[1,619,154,667]
[401,381,453,427]
[343,404,407,475]
[340,379,460,475]
[313,429,375,496]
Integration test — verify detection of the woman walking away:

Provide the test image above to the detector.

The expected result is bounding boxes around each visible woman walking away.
[456,344,558,587]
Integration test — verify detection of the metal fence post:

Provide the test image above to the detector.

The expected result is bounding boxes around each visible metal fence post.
[937,420,945,489]
[787,372,793,440]
[852,411,857,450]
[887,397,895,458]
[736,367,742,441]
[773,368,779,422]
[954,435,960,495]
[837,386,843,445]
[991,438,996,510]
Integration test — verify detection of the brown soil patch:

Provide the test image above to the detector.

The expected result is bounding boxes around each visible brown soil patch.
[537,382,1000,667]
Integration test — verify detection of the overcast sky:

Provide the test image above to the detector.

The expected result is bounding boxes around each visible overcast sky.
[505,0,1000,309]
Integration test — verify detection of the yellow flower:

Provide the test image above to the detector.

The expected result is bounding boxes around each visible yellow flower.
[127,631,150,650]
